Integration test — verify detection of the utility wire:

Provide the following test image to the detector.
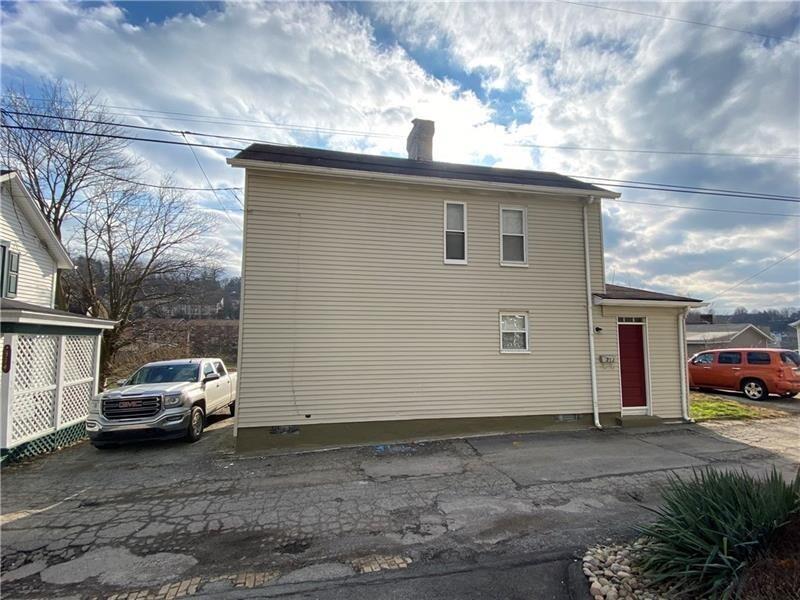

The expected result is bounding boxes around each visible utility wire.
[607,198,800,219]
[5,103,799,162]
[510,141,798,161]
[180,131,243,231]
[4,121,800,205]
[1,111,242,193]
[555,0,800,46]
[707,248,800,301]
[577,175,799,201]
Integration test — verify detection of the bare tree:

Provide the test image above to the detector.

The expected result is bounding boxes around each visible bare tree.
[1,79,140,240]
[64,179,219,382]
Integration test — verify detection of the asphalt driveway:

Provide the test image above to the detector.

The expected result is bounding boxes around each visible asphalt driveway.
[2,414,798,600]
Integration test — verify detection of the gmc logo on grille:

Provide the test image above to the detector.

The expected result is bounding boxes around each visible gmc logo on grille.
[118,400,142,408]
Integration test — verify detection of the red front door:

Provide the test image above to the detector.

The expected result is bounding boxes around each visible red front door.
[618,324,647,408]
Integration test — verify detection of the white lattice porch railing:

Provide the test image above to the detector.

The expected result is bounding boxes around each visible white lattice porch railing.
[1,332,102,449]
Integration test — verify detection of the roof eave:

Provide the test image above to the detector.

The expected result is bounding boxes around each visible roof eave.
[1,173,75,269]
[227,157,621,199]
[1,310,117,330]
[593,297,707,308]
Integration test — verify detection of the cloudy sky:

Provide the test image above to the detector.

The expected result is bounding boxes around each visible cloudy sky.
[2,1,798,311]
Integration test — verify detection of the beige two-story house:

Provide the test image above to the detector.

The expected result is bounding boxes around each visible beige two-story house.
[228,121,704,451]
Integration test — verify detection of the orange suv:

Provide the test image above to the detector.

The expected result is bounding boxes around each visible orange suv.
[688,348,800,401]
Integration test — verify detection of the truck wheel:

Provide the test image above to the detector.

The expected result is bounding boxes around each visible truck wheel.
[92,442,118,450]
[186,405,205,442]
[741,379,768,402]
[229,401,236,416]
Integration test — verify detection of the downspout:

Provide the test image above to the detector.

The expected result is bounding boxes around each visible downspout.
[677,307,694,422]
[582,198,602,429]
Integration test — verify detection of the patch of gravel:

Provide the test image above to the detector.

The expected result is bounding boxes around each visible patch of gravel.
[582,539,669,600]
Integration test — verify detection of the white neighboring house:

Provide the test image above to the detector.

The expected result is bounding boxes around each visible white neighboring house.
[1,170,115,455]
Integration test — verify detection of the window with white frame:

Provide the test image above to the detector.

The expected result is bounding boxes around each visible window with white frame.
[500,207,527,265]
[444,201,467,263]
[500,313,529,352]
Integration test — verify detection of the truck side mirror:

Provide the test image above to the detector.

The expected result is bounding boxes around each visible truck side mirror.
[203,373,220,384]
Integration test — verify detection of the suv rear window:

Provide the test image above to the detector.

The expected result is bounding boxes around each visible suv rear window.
[718,352,742,364]
[746,352,771,365]
[781,352,800,367]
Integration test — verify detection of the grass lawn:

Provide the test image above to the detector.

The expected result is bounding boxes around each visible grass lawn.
[689,391,790,421]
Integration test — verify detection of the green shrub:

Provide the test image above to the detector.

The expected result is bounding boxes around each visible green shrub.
[637,467,800,599]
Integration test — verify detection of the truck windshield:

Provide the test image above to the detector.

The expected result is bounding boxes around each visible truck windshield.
[127,364,200,385]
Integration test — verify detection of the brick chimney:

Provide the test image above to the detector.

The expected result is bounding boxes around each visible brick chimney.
[406,119,434,161]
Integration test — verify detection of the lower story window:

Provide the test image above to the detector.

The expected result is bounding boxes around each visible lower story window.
[500,313,529,352]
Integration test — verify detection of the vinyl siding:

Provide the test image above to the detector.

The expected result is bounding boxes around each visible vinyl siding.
[237,172,616,428]
[0,183,57,307]
[687,328,771,354]
[595,306,684,419]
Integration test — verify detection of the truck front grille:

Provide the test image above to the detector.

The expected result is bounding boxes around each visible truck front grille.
[103,396,161,420]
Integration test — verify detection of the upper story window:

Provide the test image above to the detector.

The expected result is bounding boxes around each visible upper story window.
[500,312,529,353]
[1,244,19,298]
[444,201,467,264]
[500,207,527,266]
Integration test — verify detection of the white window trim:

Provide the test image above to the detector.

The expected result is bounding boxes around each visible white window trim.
[499,312,530,354]
[443,201,468,265]
[499,206,528,267]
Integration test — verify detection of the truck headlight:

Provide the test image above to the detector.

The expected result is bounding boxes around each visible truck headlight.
[89,396,102,413]
[163,392,185,408]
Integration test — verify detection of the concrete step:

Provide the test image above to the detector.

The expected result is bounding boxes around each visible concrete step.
[616,415,664,427]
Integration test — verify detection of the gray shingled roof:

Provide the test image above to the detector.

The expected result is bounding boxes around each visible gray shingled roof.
[232,143,617,196]
[594,284,702,303]
[685,323,774,344]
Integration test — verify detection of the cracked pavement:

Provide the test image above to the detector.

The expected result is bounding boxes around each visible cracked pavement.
[2,413,798,599]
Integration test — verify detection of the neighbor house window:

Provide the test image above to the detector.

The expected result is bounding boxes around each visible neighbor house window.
[1,246,19,298]
[444,201,467,264]
[500,313,529,353]
[500,207,527,265]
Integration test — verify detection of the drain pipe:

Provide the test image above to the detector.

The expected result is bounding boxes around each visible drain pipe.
[677,307,694,423]
[582,198,602,430]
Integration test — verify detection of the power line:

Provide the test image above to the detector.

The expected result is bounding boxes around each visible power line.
[509,141,798,161]
[1,111,243,193]
[577,175,799,201]
[6,102,799,162]
[707,248,800,301]
[607,198,800,218]
[4,121,800,205]
[555,0,800,46]
[180,132,243,231]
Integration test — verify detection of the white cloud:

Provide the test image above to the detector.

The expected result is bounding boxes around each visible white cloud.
[1,0,798,310]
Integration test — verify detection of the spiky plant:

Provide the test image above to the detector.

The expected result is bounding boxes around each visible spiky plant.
[637,467,800,599]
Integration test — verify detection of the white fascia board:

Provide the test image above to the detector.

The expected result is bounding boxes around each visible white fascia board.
[227,158,622,199]
[1,173,74,269]
[2,310,117,329]
[593,297,708,308]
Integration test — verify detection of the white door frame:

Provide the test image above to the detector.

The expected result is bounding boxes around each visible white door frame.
[616,318,653,416]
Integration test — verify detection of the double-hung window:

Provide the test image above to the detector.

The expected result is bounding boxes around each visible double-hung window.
[444,201,467,264]
[500,313,529,353]
[1,244,19,298]
[500,207,527,266]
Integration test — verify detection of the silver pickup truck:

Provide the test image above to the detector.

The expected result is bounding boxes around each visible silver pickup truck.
[86,358,237,448]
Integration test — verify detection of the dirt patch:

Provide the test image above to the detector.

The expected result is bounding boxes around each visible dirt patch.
[737,517,800,600]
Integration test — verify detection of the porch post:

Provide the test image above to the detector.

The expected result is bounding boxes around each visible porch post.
[52,335,66,430]
[1,335,17,448]
[93,333,103,394]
